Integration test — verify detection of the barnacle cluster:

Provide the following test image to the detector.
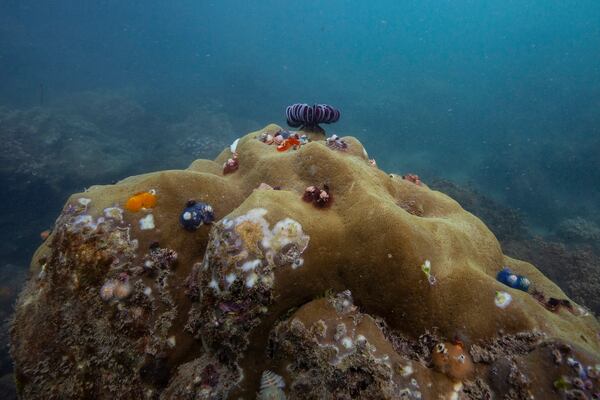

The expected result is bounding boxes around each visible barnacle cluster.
[10,123,600,399]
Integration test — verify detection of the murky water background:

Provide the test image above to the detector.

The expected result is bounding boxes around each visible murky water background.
[1,1,600,398]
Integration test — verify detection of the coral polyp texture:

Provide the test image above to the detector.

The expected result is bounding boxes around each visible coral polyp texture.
[10,124,600,399]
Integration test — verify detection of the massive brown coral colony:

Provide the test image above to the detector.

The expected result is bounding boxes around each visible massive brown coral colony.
[10,124,600,399]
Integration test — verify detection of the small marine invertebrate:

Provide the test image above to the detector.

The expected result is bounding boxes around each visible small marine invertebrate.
[276,137,301,152]
[531,289,577,314]
[302,184,332,208]
[431,341,474,380]
[403,174,422,186]
[494,291,512,309]
[258,370,286,400]
[325,134,348,151]
[286,103,340,132]
[103,206,124,222]
[331,289,356,314]
[100,274,132,302]
[571,377,585,390]
[78,197,92,207]
[567,357,588,379]
[125,190,157,212]
[223,138,240,174]
[40,229,52,241]
[223,152,239,174]
[180,200,215,231]
[100,279,117,302]
[114,275,133,300]
[279,129,292,139]
[421,259,436,285]
[553,376,571,390]
[139,214,155,230]
[141,244,178,275]
[258,132,275,144]
[496,267,530,292]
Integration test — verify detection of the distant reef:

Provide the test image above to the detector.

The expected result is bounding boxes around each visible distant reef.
[11,125,600,399]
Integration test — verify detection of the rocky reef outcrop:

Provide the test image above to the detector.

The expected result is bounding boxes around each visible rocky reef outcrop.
[11,125,600,399]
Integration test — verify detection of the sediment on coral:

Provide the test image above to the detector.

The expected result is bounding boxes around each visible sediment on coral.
[10,124,600,399]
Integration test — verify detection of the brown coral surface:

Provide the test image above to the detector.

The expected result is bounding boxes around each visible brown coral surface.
[11,125,600,399]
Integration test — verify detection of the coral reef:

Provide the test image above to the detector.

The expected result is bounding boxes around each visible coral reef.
[10,124,600,399]
[169,105,238,161]
[0,96,260,398]
[555,217,600,245]
[503,238,600,316]
[0,264,26,400]
[0,105,134,190]
[430,179,600,315]
[57,90,149,132]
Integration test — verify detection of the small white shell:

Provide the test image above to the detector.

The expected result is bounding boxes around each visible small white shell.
[260,370,285,390]
[230,138,240,153]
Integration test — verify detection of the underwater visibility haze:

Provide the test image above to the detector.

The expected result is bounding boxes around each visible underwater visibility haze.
[1,1,600,399]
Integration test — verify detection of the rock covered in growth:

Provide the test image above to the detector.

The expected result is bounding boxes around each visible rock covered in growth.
[10,124,600,399]
[0,105,133,189]
[555,216,600,244]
